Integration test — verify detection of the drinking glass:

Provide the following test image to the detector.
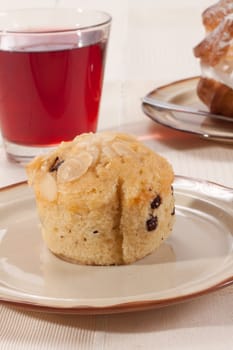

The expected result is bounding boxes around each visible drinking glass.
[0,8,111,163]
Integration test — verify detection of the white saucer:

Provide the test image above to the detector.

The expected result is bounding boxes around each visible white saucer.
[142,77,233,143]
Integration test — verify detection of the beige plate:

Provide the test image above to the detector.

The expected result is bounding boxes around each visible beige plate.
[142,77,233,142]
[0,176,233,314]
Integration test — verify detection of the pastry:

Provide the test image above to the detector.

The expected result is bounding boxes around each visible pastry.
[202,0,233,32]
[194,0,233,117]
[27,132,175,266]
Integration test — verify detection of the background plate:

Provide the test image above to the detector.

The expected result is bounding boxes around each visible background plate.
[0,176,233,314]
[142,77,233,142]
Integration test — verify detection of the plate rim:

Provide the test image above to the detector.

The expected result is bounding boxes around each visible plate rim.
[142,76,233,142]
[0,176,233,315]
[1,275,233,315]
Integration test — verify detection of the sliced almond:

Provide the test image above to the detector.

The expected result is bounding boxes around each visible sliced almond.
[98,132,116,143]
[39,173,57,201]
[111,141,135,156]
[102,145,117,158]
[57,152,93,183]
[74,132,94,145]
[89,145,99,164]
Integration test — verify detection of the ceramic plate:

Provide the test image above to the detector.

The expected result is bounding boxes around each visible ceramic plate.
[0,176,233,314]
[142,77,233,142]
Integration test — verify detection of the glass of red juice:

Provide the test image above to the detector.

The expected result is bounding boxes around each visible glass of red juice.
[0,8,111,163]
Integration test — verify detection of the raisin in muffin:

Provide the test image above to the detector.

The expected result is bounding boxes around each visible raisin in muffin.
[27,132,175,265]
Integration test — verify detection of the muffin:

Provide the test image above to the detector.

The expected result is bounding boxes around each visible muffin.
[27,132,175,265]
[194,0,233,117]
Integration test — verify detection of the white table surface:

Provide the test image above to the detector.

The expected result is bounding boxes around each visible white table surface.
[0,1,233,349]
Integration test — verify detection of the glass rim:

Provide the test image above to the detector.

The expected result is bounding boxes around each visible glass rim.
[0,8,112,34]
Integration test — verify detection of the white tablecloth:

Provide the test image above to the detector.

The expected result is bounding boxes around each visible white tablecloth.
[0,1,233,349]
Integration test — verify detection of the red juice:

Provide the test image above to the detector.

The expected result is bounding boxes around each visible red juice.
[0,40,107,146]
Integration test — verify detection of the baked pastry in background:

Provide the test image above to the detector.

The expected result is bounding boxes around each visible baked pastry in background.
[194,0,233,117]
[202,0,233,32]
[27,132,175,266]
